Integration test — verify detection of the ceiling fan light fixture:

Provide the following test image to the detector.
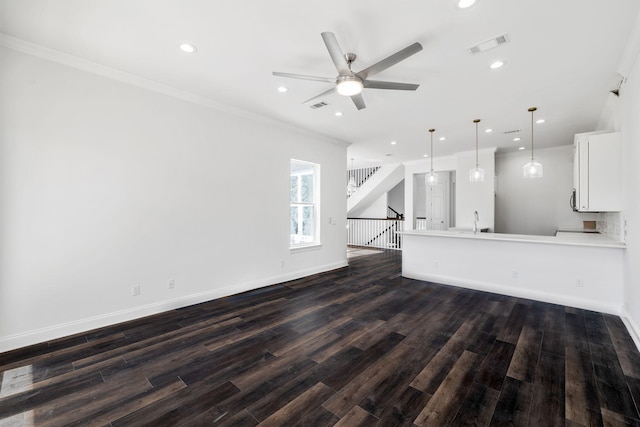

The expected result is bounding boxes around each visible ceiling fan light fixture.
[179,43,197,53]
[336,77,363,96]
[457,0,477,9]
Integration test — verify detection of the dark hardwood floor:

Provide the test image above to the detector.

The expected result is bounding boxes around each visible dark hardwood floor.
[1,249,640,426]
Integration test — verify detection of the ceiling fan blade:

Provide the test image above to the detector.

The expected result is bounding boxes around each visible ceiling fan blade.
[321,32,351,75]
[363,80,420,91]
[302,87,337,105]
[356,42,423,80]
[272,71,335,83]
[351,93,366,110]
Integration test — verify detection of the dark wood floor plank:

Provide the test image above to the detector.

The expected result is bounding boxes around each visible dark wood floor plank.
[474,340,516,392]
[489,376,533,427]
[375,385,432,427]
[1,249,639,426]
[506,302,544,383]
[258,382,337,426]
[413,350,481,426]
[322,341,414,418]
[450,382,500,426]
[335,405,380,426]
[529,351,565,427]
[565,346,604,426]
[497,302,530,345]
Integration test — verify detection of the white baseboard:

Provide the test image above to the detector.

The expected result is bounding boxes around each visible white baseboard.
[0,260,348,353]
[621,308,640,352]
[403,272,622,316]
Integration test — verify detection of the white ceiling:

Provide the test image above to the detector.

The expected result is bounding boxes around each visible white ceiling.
[1,0,639,167]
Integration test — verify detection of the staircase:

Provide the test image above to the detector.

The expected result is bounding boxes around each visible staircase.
[347,163,404,218]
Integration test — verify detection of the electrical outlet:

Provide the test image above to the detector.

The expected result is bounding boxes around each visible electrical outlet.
[168,280,175,290]
[281,260,285,268]
[434,261,439,268]
[576,279,584,288]
[512,270,519,279]
[132,285,141,296]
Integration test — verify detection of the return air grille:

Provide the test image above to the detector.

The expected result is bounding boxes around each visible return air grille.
[309,101,328,109]
[468,34,509,54]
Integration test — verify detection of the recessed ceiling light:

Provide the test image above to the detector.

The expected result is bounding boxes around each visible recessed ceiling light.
[334,111,343,117]
[423,154,429,158]
[536,119,545,124]
[456,0,477,9]
[179,43,197,53]
[518,146,526,150]
[390,141,397,145]
[439,137,446,141]
[514,137,521,141]
[489,61,504,69]
[485,129,493,133]
[277,86,288,93]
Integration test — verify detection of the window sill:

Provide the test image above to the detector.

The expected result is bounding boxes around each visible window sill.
[290,243,322,254]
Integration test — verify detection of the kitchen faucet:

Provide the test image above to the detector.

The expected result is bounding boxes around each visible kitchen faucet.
[473,211,479,233]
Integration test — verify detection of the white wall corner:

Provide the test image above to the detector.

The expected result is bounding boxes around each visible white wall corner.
[621,308,640,352]
[618,10,640,79]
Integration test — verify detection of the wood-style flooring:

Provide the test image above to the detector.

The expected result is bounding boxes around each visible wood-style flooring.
[1,249,640,426]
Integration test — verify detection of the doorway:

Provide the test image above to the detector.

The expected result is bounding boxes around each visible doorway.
[413,171,455,230]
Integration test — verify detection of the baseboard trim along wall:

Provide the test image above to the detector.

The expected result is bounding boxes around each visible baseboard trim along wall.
[0,261,348,353]
[622,309,640,352]
[403,272,622,316]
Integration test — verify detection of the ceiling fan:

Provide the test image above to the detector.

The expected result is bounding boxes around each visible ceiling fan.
[273,32,423,110]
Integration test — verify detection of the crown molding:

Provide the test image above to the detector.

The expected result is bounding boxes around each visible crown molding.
[0,33,350,148]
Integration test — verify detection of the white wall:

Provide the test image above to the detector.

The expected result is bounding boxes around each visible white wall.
[620,35,640,346]
[455,148,496,231]
[387,181,404,216]
[495,146,596,236]
[353,193,387,219]
[0,46,348,351]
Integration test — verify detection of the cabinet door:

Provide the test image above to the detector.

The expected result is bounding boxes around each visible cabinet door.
[577,140,590,210]
[587,132,622,211]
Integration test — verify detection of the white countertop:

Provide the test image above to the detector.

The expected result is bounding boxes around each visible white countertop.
[400,229,625,248]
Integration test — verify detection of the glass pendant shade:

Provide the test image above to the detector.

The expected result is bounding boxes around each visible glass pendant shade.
[426,171,439,185]
[523,107,543,179]
[469,167,485,182]
[468,119,484,182]
[522,160,543,178]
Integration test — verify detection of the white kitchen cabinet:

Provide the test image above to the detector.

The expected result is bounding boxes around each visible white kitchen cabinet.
[573,131,622,212]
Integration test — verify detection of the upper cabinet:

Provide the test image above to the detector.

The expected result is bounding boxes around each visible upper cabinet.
[573,131,622,212]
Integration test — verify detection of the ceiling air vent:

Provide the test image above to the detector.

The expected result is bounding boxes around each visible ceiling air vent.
[504,129,521,134]
[309,101,328,109]
[468,34,509,54]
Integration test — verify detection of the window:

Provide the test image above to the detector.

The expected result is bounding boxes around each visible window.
[290,159,320,248]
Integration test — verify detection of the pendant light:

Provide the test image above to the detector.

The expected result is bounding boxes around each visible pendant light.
[347,158,358,196]
[523,107,543,178]
[469,119,485,182]
[426,129,439,185]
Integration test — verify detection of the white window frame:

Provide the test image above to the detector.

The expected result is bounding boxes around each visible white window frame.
[290,159,320,250]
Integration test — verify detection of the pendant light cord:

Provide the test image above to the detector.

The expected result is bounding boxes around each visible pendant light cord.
[474,119,481,168]
[430,130,434,172]
[529,107,537,161]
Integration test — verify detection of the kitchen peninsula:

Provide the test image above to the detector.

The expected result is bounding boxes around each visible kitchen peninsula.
[401,229,625,315]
